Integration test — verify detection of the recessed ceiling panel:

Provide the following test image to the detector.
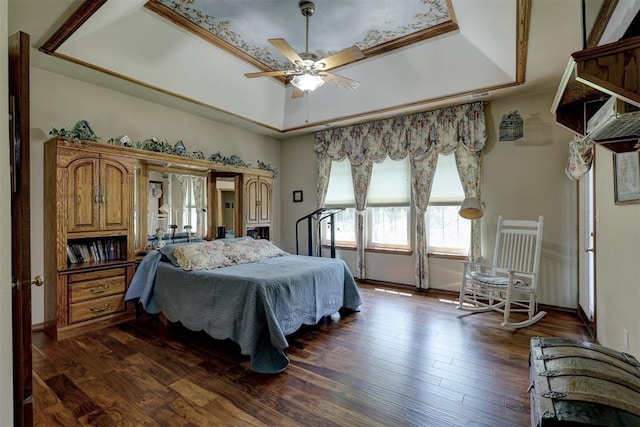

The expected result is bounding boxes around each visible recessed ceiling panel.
[147,0,456,72]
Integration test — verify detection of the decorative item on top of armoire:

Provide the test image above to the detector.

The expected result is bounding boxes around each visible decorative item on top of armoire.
[174,140,187,156]
[50,123,279,178]
[499,110,524,141]
[256,160,279,177]
[49,119,100,142]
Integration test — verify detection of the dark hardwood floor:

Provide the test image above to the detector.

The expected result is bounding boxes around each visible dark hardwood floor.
[32,283,590,426]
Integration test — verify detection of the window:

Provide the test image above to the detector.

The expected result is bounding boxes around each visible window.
[368,206,410,248]
[426,205,471,254]
[324,160,356,245]
[426,154,471,256]
[323,158,411,249]
[326,207,356,244]
[366,158,411,249]
[180,175,206,236]
[322,155,472,255]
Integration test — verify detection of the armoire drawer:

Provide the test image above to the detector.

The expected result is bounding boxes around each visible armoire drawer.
[69,294,125,324]
[69,275,126,303]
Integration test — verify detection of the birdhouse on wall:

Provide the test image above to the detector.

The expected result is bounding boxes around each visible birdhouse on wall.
[499,111,524,141]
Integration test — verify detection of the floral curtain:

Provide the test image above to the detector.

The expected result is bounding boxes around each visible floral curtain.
[410,151,439,286]
[351,160,373,278]
[315,102,487,288]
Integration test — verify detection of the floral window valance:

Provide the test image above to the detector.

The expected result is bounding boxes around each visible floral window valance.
[314,101,486,162]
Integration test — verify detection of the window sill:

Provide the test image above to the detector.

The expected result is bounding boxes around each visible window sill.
[321,246,467,260]
[322,244,412,256]
[427,252,468,261]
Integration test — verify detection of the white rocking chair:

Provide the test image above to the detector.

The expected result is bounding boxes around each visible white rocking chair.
[457,215,546,328]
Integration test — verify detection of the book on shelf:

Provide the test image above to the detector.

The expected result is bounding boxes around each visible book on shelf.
[67,238,125,264]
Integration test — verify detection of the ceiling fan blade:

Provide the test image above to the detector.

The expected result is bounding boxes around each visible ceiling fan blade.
[323,72,360,91]
[244,70,292,78]
[269,38,304,65]
[291,86,305,99]
[317,46,364,71]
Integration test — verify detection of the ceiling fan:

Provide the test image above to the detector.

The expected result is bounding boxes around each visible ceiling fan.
[244,1,365,98]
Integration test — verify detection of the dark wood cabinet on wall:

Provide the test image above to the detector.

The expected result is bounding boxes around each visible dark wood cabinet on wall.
[44,138,136,340]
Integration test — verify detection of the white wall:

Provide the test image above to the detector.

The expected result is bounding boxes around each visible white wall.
[483,93,578,308]
[280,91,578,308]
[29,67,282,326]
[1,1,14,422]
[594,144,640,356]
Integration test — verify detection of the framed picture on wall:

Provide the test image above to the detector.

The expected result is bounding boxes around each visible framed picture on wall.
[293,190,303,203]
[613,151,640,204]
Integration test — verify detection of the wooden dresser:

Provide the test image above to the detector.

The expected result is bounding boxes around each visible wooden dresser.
[44,138,136,340]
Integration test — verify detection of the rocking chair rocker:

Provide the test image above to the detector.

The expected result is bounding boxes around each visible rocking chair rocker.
[458,215,545,328]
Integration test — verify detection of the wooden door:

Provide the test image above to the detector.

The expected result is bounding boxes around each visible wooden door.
[9,31,34,427]
[100,156,130,230]
[67,156,100,232]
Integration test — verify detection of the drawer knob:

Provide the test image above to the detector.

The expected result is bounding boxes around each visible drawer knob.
[89,303,110,313]
[90,284,110,294]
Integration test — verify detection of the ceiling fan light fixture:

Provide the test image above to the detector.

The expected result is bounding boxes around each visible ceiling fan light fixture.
[244,0,364,98]
[291,73,325,92]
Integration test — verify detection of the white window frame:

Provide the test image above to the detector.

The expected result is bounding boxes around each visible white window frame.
[322,206,357,247]
[425,203,471,256]
[365,206,412,250]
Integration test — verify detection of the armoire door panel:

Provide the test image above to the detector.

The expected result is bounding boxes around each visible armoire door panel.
[67,158,99,232]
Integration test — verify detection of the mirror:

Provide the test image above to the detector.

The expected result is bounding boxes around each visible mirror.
[146,168,208,244]
[216,177,235,238]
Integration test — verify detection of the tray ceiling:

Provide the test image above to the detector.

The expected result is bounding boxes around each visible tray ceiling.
[10,0,591,136]
[146,0,457,75]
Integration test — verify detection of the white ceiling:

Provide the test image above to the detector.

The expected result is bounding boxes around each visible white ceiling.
[9,0,594,138]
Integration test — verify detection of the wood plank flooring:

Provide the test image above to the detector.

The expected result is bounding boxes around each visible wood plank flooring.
[32,283,591,426]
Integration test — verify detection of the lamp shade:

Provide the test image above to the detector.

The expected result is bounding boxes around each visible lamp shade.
[459,197,483,219]
[291,73,325,92]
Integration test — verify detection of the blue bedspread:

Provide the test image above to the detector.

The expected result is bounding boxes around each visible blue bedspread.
[126,252,362,373]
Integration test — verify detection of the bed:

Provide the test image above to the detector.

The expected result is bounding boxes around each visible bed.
[125,238,362,373]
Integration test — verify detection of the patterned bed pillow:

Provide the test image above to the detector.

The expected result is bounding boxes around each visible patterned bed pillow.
[159,242,200,266]
[172,240,232,271]
[223,238,288,265]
